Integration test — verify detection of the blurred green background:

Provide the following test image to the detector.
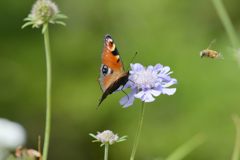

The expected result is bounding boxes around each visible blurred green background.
[1,0,240,159]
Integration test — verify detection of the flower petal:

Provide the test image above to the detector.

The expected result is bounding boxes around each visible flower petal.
[162,78,177,87]
[161,66,170,74]
[142,91,155,102]
[130,63,144,72]
[162,88,176,95]
[147,65,154,72]
[134,91,145,99]
[150,89,161,97]
[120,90,136,108]
[154,64,163,72]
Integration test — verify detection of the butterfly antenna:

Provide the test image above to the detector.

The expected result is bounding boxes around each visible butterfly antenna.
[126,52,138,70]
[121,89,129,101]
[130,52,138,64]
[207,39,216,49]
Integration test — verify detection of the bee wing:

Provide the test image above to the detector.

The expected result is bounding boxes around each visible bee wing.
[217,53,224,59]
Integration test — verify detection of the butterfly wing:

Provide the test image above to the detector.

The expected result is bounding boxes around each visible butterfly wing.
[98,72,129,107]
[98,34,128,106]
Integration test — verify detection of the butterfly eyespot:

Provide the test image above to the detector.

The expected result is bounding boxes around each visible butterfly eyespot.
[101,64,112,76]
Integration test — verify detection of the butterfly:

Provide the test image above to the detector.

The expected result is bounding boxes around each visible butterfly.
[98,34,129,107]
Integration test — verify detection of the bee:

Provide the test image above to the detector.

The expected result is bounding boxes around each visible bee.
[200,40,223,59]
[200,49,222,58]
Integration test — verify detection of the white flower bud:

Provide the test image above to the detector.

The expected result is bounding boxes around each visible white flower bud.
[22,0,67,29]
[90,130,127,146]
[0,118,26,149]
[96,130,119,145]
[30,0,59,27]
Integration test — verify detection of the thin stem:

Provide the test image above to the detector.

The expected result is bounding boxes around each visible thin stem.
[130,102,145,160]
[166,134,206,160]
[42,24,52,160]
[212,0,240,65]
[232,115,240,160]
[104,144,109,160]
[212,0,240,49]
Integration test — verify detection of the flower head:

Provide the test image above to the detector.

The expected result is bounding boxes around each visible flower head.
[90,130,127,146]
[22,0,67,31]
[120,63,177,107]
[0,118,26,149]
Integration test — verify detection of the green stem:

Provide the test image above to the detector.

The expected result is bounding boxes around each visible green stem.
[212,0,240,49]
[130,102,145,160]
[42,24,52,160]
[232,115,240,160]
[104,144,109,160]
[166,134,206,160]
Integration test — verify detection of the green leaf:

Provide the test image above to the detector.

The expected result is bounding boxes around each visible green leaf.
[166,134,206,160]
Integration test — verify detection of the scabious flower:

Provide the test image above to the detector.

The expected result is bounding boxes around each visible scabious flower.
[22,0,67,31]
[90,130,127,146]
[120,63,177,107]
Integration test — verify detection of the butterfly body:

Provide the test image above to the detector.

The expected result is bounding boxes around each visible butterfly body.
[98,34,129,107]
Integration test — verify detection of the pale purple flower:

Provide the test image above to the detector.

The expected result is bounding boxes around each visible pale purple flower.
[120,63,177,107]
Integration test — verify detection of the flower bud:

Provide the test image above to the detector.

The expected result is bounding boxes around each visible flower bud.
[30,0,59,27]
[22,0,67,30]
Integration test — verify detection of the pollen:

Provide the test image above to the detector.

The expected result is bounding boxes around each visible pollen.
[132,69,158,89]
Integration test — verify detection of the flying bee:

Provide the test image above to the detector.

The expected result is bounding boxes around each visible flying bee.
[200,40,223,59]
[200,49,222,58]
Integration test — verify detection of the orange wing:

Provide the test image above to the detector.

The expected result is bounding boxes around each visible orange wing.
[99,34,125,91]
[98,34,129,107]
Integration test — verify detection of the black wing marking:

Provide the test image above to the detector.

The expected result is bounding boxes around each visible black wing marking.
[97,72,129,107]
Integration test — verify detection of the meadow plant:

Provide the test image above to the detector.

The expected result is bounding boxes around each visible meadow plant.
[16,0,240,159]
[121,63,177,160]
[165,134,205,160]
[212,1,240,159]
[22,0,66,160]
[231,115,240,160]
[211,0,240,65]
[90,130,127,160]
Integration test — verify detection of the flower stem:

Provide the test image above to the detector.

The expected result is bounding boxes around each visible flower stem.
[166,134,206,160]
[130,102,145,160]
[104,144,109,160]
[211,0,240,48]
[211,0,240,64]
[42,24,52,160]
[232,115,240,160]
